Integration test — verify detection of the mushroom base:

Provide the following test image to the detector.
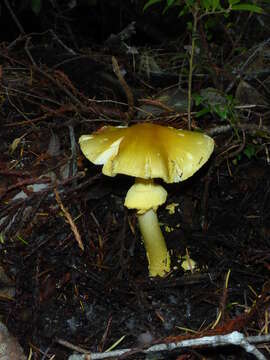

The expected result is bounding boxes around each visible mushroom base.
[137,209,171,277]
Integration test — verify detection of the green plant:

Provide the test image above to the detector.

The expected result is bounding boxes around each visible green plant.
[143,0,263,129]
[193,90,236,122]
[243,143,257,159]
[232,143,257,165]
[31,0,42,15]
[14,0,42,14]
[194,89,242,140]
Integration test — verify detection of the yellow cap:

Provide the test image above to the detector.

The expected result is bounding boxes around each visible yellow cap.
[79,123,214,183]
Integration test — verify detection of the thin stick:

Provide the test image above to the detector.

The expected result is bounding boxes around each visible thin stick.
[63,331,270,360]
[3,0,25,35]
[112,56,134,121]
[54,188,84,251]
[187,9,198,130]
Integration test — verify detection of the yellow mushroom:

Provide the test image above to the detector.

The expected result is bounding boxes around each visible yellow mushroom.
[79,123,214,277]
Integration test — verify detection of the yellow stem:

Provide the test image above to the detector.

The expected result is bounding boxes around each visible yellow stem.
[137,209,170,277]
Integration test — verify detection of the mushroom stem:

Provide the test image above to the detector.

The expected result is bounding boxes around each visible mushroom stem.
[137,209,170,277]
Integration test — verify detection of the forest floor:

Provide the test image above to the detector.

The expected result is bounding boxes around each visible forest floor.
[0,13,270,360]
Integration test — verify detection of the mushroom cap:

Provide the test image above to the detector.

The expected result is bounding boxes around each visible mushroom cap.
[79,123,214,183]
[124,179,167,214]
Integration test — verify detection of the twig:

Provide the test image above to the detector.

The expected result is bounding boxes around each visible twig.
[226,38,270,93]
[139,98,174,113]
[64,331,270,360]
[0,170,31,177]
[54,188,84,251]
[112,56,134,121]
[187,9,198,130]
[24,36,37,66]
[57,339,90,355]
[4,87,38,130]
[3,0,25,35]
[68,125,78,178]
[49,29,76,55]
[225,130,246,160]
[98,316,113,352]
[211,269,231,329]
[206,123,270,137]
[0,177,51,201]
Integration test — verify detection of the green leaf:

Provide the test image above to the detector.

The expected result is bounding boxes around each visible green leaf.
[211,0,221,11]
[167,0,176,6]
[231,3,263,13]
[162,4,170,13]
[193,94,203,106]
[179,5,190,16]
[195,107,211,118]
[202,0,211,10]
[213,105,228,120]
[244,145,256,159]
[143,0,162,11]
[186,0,196,7]
[187,20,193,31]
[203,0,221,10]
[31,0,42,15]
[228,0,241,5]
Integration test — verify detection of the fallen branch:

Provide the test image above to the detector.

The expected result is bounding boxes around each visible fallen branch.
[207,123,270,137]
[62,331,270,360]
